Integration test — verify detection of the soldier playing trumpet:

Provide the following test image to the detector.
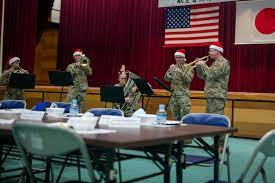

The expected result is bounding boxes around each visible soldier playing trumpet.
[195,42,230,115]
[195,42,230,151]
[114,65,141,117]
[66,49,92,112]
[0,57,28,100]
[164,49,194,120]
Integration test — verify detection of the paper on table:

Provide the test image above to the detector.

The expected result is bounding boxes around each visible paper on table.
[47,122,69,128]
[0,119,15,125]
[67,117,99,130]
[165,120,181,125]
[21,111,45,121]
[98,115,141,128]
[75,129,116,134]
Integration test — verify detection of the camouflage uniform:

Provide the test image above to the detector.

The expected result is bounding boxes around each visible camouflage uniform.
[0,68,28,100]
[164,65,194,120]
[66,57,92,112]
[196,56,230,146]
[114,72,141,117]
[196,56,230,115]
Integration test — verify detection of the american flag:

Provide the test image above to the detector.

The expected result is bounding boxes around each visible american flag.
[164,3,220,47]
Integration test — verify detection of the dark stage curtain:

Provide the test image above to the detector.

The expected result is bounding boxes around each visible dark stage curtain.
[2,0,38,72]
[58,0,275,93]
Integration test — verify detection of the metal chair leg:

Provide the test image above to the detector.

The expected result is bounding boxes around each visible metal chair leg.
[77,154,81,180]
[226,148,231,183]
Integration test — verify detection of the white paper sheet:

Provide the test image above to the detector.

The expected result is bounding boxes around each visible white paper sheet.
[76,129,116,134]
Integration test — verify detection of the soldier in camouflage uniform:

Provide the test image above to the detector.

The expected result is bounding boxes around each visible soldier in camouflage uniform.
[0,57,28,100]
[164,49,194,121]
[114,65,141,117]
[195,42,230,148]
[195,42,230,115]
[66,49,92,112]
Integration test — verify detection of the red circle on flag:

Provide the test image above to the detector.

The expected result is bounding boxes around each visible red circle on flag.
[255,8,275,35]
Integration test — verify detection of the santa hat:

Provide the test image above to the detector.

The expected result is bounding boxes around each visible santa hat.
[8,57,20,65]
[73,49,83,57]
[209,42,223,53]
[174,49,185,57]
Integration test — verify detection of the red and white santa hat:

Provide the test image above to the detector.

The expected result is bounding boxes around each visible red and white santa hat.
[8,57,20,65]
[209,42,223,53]
[174,49,185,57]
[73,49,83,57]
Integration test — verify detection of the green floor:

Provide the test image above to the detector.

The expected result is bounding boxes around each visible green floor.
[1,137,275,182]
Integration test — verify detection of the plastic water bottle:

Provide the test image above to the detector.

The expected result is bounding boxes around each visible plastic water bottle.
[70,98,79,117]
[156,104,167,125]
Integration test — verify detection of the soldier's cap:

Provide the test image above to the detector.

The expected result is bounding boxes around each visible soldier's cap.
[209,42,223,53]
[8,57,20,65]
[174,49,185,57]
[73,49,83,57]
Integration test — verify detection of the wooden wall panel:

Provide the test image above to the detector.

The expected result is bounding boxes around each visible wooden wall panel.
[34,27,58,85]
[234,101,275,138]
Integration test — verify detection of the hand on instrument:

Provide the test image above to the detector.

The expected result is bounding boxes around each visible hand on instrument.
[195,61,205,67]
[174,68,182,73]
[125,96,132,103]
[75,62,81,66]
[2,69,13,77]
[169,64,176,70]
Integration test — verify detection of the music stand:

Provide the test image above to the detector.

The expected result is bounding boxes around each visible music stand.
[48,71,74,102]
[133,78,154,111]
[9,73,36,89]
[100,85,125,108]
[153,76,172,110]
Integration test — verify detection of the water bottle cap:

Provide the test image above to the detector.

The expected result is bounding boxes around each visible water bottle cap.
[159,104,165,111]
[72,99,77,105]
[51,103,57,108]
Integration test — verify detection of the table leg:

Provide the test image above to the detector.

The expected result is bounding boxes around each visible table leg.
[45,158,51,182]
[105,148,116,183]
[0,143,3,175]
[176,142,183,183]
[164,144,172,183]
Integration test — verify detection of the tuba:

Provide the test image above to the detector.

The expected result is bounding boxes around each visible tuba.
[117,65,141,116]
[81,55,90,67]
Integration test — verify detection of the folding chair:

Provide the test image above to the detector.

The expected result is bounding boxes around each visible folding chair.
[0,100,26,109]
[87,108,124,117]
[87,108,124,182]
[32,102,70,113]
[0,99,26,179]
[182,113,231,183]
[12,122,95,183]
[31,101,51,111]
[236,130,275,183]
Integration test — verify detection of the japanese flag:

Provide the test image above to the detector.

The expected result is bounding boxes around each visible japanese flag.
[235,0,275,44]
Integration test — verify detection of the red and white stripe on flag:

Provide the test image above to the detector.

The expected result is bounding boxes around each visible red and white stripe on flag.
[235,0,275,44]
[164,3,220,47]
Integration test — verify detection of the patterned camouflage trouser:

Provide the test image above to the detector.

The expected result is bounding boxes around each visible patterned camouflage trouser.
[206,97,226,146]
[66,88,87,113]
[169,95,190,121]
[206,98,226,115]
[4,88,25,100]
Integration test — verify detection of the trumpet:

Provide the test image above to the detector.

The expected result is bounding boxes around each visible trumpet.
[184,55,210,68]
